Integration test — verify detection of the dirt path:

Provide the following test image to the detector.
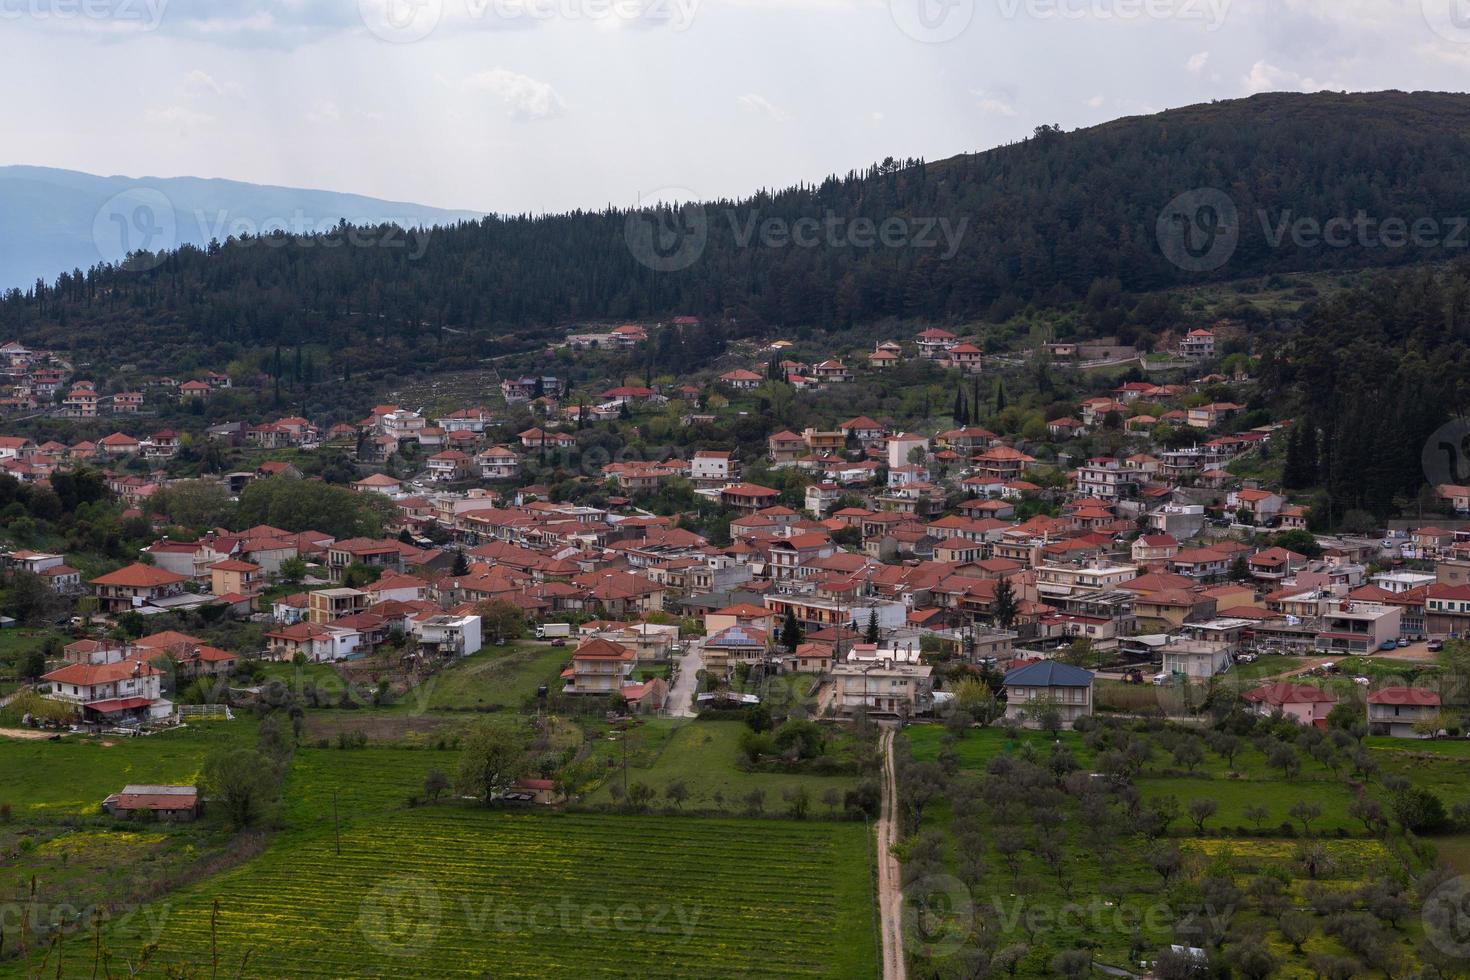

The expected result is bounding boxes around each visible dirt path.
[876,726,906,980]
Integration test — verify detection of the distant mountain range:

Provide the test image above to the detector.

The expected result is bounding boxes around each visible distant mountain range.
[0,166,483,289]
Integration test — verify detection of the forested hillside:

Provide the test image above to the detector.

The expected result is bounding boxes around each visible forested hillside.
[1264,259,1470,523]
[5,90,1470,368]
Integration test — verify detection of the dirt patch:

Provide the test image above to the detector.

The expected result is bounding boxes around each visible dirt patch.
[0,727,62,740]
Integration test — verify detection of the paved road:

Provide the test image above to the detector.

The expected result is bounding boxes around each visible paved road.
[876,726,906,980]
[666,641,701,718]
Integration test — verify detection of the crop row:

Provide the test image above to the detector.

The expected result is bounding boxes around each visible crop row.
[63,810,875,979]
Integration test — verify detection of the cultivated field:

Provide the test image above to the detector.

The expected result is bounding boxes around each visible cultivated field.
[36,811,877,979]
[585,720,862,810]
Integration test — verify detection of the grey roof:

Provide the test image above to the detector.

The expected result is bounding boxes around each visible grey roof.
[1003,660,1094,688]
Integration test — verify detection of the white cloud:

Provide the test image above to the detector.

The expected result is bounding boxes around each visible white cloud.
[144,105,216,128]
[1242,60,1335,94]
[460,69,566,121]
[1186,51,1209,74]
[736,93,792,123]
[971,89,1017,117]
[1084,95,1105,108]
[304,101,342,125]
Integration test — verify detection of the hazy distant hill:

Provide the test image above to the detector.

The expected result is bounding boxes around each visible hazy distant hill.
[0,166,482,289]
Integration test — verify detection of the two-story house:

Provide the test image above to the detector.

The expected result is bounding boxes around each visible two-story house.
[1002,660,1094,729]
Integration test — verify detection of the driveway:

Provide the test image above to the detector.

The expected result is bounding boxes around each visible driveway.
[666,641,702,718]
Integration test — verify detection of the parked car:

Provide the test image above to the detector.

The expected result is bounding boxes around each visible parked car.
[1429,639,1445,652]
[1151,672,1172,686]
[1396,637,1411,649]
[551,638,566,647]
[1237,652,1258,664]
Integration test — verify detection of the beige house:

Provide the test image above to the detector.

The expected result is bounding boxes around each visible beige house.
[829,660,934,718]
[566,638,635,695]
[209,559,261,597]
[1002,660,1094,729]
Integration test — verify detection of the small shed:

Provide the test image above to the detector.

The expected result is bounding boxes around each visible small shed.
[102,784,200,822]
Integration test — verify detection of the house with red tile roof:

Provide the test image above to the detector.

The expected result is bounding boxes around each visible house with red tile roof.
[90,563,188,613]
[1368,687,1442,738]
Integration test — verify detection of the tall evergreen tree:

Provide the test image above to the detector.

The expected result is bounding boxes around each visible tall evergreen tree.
[992,577,1018,630]
[781,608,802,653]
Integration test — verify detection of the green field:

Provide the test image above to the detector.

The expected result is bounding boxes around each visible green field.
[585,720,861,811]
[0,722,251,819]
[32,811,877,979]
[415,643,569,712]
[282,745,461,825]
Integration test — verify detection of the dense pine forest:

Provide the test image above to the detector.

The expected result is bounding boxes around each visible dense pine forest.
[4,90,1470,369]
[1266,260,1470,523]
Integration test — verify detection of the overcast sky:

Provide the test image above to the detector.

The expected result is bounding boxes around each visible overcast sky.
[4,0,1468,214]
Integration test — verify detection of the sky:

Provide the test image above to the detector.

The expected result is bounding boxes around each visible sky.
[3,0,1470,215]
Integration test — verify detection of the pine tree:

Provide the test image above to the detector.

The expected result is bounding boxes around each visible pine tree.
[865,608,880,644]
[782,608,803,653]
[994,379,1007,414]
[992,577,1018,630]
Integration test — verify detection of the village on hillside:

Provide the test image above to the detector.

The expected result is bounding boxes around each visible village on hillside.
[7,314,1470,979]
